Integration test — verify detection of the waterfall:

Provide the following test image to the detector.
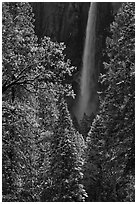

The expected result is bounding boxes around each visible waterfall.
[74,3,98,122]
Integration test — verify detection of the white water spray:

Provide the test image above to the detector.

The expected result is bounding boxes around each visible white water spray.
[74,3,98,122]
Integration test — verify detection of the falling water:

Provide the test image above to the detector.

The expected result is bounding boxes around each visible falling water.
[74,3,98,122]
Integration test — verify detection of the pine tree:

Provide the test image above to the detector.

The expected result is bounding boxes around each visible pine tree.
[42,96,87,202]
[86,2,135,202]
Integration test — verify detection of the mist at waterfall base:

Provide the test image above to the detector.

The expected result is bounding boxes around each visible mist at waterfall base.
[73,3,98,123]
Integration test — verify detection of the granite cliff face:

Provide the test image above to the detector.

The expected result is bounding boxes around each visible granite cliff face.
[32,2,90,69]
[31,2,121,122]
[32,3,115,69]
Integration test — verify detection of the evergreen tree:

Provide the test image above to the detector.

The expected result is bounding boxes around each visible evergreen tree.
[2,2,76,201]
[79,113,94,139]
[86,2,135,202]
[42,96,87,202]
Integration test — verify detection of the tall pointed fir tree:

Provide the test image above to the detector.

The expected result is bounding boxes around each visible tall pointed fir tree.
[85,2,135,202]
[41,96,87,202]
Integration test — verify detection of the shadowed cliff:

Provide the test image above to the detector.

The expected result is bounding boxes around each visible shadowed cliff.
[31,2,121,123]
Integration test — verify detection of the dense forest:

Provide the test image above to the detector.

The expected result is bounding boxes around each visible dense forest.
[2,2,135,202]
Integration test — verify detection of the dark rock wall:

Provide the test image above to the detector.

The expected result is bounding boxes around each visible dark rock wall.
[31,2,121,121]
[32,2,90,69]
[31,2,115,71]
